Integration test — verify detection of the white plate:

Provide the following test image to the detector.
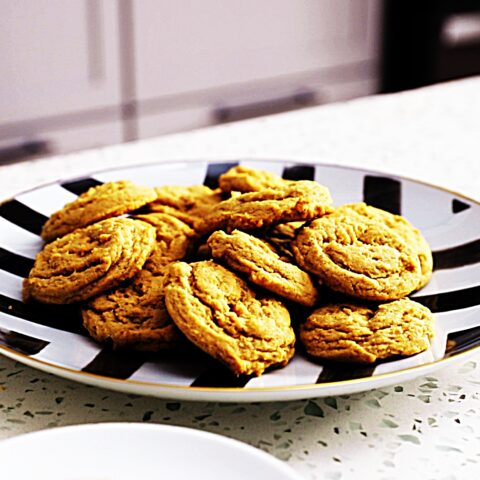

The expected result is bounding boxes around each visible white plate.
[0,159,479,402]
[0,423,303,480]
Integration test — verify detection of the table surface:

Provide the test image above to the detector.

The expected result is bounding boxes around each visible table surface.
[1,77,480,480]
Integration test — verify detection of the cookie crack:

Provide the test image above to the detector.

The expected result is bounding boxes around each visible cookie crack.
[36,258,106,280]
[189,270,271,345]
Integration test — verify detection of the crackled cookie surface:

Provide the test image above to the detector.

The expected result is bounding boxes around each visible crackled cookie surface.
[300,299,435,363]
[163,260,295,376]
[337,203,433,290]
[27,217,156,304]
[81,213,196,351]
[208,230,319,307]
[292,209,422,300]
[41,180,157,241]
[82,270,184,352]
[195,181,333,236]
[146,185,224,227]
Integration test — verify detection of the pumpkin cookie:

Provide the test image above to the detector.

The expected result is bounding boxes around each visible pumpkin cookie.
[337,203,433,290]
[218,165,288,193]
[195,181,333,236]
[292,209,422,300]
[208,230,319,307]
[41,180,157,241]
[146,185,224,227]
[163,260,295,376]
[26,217,156,304]
[81,214,196,351]
[300,299,435,363]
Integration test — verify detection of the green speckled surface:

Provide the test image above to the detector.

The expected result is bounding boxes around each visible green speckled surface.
[1,356,479,478]
[1,76,480,479]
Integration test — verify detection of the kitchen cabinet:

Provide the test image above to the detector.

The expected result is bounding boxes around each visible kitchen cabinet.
[0,0,122,154]
[132,0,381,138]
[0,0,381,157]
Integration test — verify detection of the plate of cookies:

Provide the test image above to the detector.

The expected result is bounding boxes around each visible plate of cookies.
[0,159,479,402]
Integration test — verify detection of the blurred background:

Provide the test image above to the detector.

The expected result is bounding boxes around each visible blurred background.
[1,0,480,164]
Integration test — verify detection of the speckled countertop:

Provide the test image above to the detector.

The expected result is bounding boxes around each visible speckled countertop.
[1,77,480,479]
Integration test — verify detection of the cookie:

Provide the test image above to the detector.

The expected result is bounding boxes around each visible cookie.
[146,185,224,227]
[337,203,433,290]
[195,181,333,236]
[208,230,320,307]
[133,212,198,274]
[82,269,184,352]
[292,209,422,300]
[163,260,295,376]
[81,213,197,351]
[26,217,156,304]
[300,298,434,363]
[218,165,288,193]
[41,180,158,241]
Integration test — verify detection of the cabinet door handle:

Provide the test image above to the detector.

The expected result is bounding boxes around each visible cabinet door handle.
[213,90,317,123]
[85,0,105,82]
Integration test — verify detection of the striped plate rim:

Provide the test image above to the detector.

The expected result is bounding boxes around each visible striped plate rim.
[0,158,479,402]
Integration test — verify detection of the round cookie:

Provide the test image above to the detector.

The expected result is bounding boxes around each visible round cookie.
[292,209,422,301]
[82,270,183,352]
[337,203,433,290]
[218,165,288,193]
[146,185,224,227]
[81,213,197,351]
[163,260,296,376]
[195,181,333,236]
[41,180,157,242]
[300,298,435,363]
[208,230,320,307]
[26,217,156,304]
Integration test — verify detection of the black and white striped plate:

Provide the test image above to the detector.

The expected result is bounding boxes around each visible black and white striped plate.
[1,159,479,402]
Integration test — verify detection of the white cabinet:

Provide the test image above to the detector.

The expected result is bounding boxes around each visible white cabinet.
[0,0,381,156]
[133,0,379,99]
[132,0,381,138]
[0,0,122,152]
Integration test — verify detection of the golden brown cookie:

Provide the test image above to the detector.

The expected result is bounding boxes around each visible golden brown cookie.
[146,185,224,227]
[82,269,184,352]
[195,181,333,236]
[26,217,156,304]
[163,260,295,376]
[300,298,435,363]
[41,180,157,241]
[337,203,433,290]
[292,209,422,301]
[218,165,288,193]
[133,212,198,274]
[208,230,320,307]
[81,213,197,351]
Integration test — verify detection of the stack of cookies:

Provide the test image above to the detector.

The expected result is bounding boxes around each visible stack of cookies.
[24,167,435,377]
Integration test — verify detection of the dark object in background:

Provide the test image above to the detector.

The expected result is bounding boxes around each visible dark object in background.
[0,140,51,166]
[381,0,480,93]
